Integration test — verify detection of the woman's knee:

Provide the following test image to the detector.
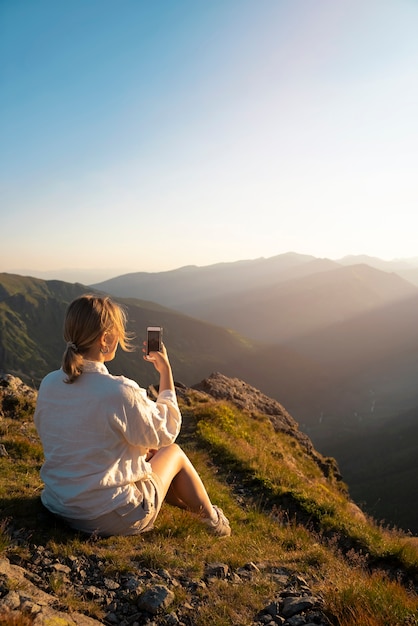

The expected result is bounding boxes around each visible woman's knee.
[149,443,186,483]
[158,443,183,462]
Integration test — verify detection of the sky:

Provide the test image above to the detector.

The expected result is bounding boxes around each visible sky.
[1,0,418,283]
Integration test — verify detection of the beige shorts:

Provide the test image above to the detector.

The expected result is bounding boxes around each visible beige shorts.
[62,473,164,537]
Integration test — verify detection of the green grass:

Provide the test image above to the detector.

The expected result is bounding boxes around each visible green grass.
[1,388,417,625]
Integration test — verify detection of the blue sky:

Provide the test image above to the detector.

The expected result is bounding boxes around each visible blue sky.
[1,0,418,282]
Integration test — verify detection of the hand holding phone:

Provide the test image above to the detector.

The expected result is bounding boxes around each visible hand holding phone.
[143,326,174,390]
[146,326,162,354]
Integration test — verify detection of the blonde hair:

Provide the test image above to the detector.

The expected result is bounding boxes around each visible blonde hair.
[62,294,134,383]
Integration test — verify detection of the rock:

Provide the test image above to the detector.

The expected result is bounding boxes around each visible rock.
[281,595,317,618]
[0,374,37,419]
[263,601,281,617]
[137,585,175,614]
[286,616,306,626]
[204,562,229,580]
[52,563,72,575]
[0,558,102,625]
[85,585,106,600]
[104,578,120,591]
[2,590,21,610]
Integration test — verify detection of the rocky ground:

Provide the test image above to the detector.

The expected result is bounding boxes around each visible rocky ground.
[0,538,331,625]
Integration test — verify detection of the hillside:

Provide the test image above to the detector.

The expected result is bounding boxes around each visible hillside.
[0,272,256,388]
[172,263,418,343]
[0,274,90,383]
[1,372,418,625]
[327,404,418,534]
[285,291,418,424]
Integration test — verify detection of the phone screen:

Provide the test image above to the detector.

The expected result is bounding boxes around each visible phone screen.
[147,327,162,354]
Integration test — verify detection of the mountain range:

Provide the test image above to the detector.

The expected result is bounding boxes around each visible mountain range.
[1,251,418,533]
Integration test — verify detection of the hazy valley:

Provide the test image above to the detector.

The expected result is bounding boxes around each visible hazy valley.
[1,252,418,534]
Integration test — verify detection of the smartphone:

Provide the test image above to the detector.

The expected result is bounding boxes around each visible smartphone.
[147,326,163,354]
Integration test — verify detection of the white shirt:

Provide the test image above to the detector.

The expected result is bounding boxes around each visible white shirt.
[34,361,181,520]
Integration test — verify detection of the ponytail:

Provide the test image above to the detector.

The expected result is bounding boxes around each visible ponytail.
[62,294,134,384]
[62,342,84,384]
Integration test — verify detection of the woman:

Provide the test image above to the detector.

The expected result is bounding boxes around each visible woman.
[34,294,231,537]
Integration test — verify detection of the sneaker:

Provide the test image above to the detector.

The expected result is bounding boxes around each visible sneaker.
[203,505,231,537]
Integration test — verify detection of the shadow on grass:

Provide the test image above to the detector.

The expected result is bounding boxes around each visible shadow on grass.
[0,495,80,545]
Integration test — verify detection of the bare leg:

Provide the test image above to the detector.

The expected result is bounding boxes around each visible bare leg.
[149,443,214,518]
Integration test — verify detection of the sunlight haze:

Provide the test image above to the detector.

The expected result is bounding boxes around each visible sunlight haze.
[1,0,418,282]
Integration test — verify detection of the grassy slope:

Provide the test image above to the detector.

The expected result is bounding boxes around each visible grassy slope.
[0,274,89,383]
[0,385,417,626]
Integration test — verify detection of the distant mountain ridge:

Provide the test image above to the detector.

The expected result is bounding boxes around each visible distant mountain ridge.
[92,252,334,309]
[91,251,418,301]
[172,263,418,343]
[92,253,418,342]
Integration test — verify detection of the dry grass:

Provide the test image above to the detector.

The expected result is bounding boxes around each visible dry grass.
[0,392,417,625]
[320,569,418,626]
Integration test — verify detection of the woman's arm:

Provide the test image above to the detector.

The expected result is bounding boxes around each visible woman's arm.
[143,342,174,393]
